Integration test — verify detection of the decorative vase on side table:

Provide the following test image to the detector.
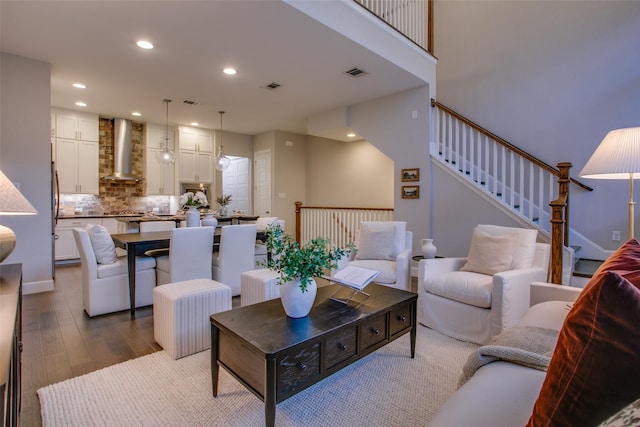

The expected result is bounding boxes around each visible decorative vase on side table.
[279,278,317,318]
[186,206,200,227]
[201,213,218,227]
[219,206,228,217]
[421,239,437,259]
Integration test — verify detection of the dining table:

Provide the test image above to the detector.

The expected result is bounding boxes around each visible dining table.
[111,228,269,317]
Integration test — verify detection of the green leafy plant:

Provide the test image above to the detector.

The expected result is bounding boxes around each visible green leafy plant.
[260,223,354,292]
[216,193,232,207]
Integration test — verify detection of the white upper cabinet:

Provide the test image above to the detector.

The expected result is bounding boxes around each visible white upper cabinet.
[177,126,214,184]
[54,110,99,142]
[145,123,176,195]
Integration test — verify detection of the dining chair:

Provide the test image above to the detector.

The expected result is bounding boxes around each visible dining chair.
[212,224,258,296]
[155,226,215,286]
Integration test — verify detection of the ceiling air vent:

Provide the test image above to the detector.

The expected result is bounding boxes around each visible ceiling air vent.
[345,67,368,77]
[263,82,281,90]
[182,99,200,106]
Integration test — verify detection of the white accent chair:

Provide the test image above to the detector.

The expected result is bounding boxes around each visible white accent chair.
[139,220,176,232]
[417,224,551,345]
[212,224,258,296]
[336,221,412,291]
[73,227,156,317]
[155,226,215,286]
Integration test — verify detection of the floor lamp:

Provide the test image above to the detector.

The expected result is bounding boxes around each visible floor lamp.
[0,169,38,263]
[579,127,640,240]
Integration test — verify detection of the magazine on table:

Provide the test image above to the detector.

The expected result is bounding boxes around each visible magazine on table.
[329,265,380,291]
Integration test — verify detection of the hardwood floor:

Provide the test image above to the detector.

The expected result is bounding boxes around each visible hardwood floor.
[20,264,418,426]
[21,264,160,426]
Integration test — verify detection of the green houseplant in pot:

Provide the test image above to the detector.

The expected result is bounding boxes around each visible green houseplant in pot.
[261,223,352,318]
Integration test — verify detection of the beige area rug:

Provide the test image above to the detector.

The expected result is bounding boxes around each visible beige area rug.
[38,326,477,427]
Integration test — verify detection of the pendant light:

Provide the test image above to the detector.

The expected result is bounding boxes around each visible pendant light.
[155,99,177,165]
[214,110,230,171]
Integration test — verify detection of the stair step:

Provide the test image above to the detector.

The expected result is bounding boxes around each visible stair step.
[573,258,603,278]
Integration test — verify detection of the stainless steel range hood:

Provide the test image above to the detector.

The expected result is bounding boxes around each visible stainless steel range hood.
[103,118,143,181]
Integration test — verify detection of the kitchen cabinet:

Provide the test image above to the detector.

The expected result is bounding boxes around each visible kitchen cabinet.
[55,218,95,260]
[55,138,99,194]
[52,108,99,194]
[178,126,213,184]
[54,110,99,142]
[145,124,176,195]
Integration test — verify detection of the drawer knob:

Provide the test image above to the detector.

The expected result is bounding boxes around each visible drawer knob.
[338,343,348,351]
[297,362,307,371]
[398,315,407,322]
[371,328,380,335]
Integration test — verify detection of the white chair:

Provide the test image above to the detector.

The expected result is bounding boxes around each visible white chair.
[417,224,551,345]
[139,221,176,232]
[254,219,284,267]
[73,226,156,317]
[212,224,258,296]
[336,221,412,291]
[155,226,215,286]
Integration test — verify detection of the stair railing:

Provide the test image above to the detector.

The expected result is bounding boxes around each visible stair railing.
[431,99,592,283]
[295,202,394,247]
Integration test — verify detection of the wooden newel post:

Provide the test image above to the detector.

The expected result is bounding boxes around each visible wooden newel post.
[295,201,303,244]
[549,162,572,285]
[557,162,572,246]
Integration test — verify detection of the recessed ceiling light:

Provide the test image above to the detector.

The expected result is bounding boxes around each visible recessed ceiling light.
[72,83,86,89]
[347,132,356,138]
[132,112,142,117]
[223,67,237,75]
[75,101,87,107]
[136,40,154,50]
[190,122,199,126]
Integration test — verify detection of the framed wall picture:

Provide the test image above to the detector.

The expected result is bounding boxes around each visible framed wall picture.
[401,168,419,182]
[402,185,420,199]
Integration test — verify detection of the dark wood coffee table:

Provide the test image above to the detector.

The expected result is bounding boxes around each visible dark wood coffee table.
[210,281,417,427]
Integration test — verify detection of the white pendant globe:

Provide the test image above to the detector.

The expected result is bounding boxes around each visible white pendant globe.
[155,147,176,166]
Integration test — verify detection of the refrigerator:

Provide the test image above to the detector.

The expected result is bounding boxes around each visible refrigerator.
[51,160,60,278]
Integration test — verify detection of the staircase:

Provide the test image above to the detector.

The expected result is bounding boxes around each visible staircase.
[430,100,596,284]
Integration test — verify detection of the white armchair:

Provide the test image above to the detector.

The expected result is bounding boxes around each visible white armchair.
[417,224,550,345]
[73,226,156,317]
[336,221,412,291]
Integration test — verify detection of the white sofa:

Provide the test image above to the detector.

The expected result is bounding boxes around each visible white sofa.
[429,282,581,427]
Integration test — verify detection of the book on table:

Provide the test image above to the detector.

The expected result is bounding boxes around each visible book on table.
[329,265,380,291]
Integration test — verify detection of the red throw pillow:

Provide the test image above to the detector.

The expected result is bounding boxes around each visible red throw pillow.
[527,239,640,427]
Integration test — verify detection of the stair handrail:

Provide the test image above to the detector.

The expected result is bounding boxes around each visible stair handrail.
[431,99,593,192]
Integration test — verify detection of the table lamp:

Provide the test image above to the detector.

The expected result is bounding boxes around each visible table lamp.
[0,169,38,263]
[579,127,640,240]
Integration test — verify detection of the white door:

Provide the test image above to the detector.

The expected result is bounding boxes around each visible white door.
[253,149,272,216]
[222,157,250,213]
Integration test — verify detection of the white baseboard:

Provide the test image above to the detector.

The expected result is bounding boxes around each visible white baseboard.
[23,278,54,294]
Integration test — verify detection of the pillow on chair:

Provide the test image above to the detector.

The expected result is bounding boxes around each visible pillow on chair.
[460,227,519,275]
[87,224,117,264]
[477,224,538,269]
[355,221,406,261]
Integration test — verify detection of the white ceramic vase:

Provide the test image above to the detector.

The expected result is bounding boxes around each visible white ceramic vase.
[421,238,437,259]
[186,206,200,227]
[279,278,317,318]
[201,213,218,227]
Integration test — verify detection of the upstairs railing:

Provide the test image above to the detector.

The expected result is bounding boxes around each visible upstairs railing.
[431,99,592,283]
[295,202,394,247]
[354,0,433,54]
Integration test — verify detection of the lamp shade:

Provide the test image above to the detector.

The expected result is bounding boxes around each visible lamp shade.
[0,169,38,214]
[1,169,37,262]
[579,127,640,179]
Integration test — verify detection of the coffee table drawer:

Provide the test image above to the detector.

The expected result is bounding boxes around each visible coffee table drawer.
[389,304,412,336]
[325,327,357,368]
[359,313,387,350]
[277,341,321,394]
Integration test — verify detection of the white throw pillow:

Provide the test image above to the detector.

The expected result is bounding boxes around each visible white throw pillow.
[355,221,406,261]
[87,224,117,264]
[477,224,538,269]
[460,227,519,275]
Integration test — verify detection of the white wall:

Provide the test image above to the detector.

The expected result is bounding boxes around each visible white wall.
[435,1,640,252]
[0,52,54,293]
